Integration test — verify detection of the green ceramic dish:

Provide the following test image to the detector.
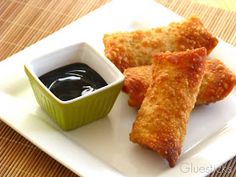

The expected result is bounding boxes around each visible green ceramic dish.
[24,43,124,131]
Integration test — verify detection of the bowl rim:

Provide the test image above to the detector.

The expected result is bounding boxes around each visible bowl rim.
[24,42,124,105]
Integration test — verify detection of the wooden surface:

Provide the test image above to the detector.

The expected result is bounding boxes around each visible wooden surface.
[0,0,236,176]
[193,0,236,12]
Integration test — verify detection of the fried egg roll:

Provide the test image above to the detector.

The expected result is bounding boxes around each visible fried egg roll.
[130,48,206,167]
[123,59,236,107]
[103,16,218,72]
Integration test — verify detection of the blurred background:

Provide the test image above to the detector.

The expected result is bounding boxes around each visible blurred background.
[193,0,236,11]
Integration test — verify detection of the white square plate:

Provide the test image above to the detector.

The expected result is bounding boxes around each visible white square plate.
[0,0,236,176]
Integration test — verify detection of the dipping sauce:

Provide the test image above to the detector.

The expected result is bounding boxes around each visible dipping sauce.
[39,63,107,101]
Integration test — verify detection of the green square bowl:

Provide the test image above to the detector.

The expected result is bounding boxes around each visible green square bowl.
[24,42,124,131]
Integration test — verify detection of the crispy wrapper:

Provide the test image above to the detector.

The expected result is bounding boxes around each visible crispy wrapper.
[123,59,236,107]
[129,48,206,167]
[196,59,236,104]
[103,16,218,72]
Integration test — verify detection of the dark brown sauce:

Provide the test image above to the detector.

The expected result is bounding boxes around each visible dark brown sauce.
[39,63,107,101]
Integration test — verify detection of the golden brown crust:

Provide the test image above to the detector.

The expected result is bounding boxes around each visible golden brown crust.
[123,66,152,107]
[129,48,207,167]
[174,16,218,54]
[103,16,218,72]
[123,59,236,107]
[197,59,236,104]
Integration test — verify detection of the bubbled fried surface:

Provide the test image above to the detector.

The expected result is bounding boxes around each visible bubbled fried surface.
[129,48,206,167]
[103,16,218,72]
[197,59,236,105]
[174,16,218,54]
[123,59,236,107]
[123,66,152,107]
